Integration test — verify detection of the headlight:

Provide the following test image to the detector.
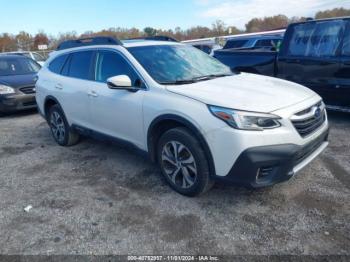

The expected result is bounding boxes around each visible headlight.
[209,105,281,131]
[0,85,15,95]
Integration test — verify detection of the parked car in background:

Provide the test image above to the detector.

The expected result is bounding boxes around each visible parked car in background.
[2,51,46,66]
[222,35,283,51]
[127,35,178,42]
[192,43,222,55]
[214,17,350,112]
[36,37,328,196]
[0,55,40,114]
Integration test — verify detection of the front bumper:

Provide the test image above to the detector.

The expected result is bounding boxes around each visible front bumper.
[213,128,329,188]
[0,94,37,113]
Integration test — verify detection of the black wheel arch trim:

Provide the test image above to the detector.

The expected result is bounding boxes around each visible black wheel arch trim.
[44,95,61,116]
[147,114,216,177]
[43,96,70,130]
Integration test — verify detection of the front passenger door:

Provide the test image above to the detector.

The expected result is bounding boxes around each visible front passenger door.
[89,50,146,148]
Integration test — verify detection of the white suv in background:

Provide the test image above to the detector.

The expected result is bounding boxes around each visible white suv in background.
[35,37,329,196]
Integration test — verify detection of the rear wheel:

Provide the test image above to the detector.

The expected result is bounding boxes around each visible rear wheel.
[48,105,79,146]
[157,127,213,197]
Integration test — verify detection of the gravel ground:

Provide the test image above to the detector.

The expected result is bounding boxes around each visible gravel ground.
[0,110,349,256]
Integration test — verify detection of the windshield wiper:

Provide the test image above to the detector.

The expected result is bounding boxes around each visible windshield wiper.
[159,74,232,85]
[159,79,196,85]
[192,74,232,82]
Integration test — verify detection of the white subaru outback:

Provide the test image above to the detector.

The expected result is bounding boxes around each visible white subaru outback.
[36,37,329,196]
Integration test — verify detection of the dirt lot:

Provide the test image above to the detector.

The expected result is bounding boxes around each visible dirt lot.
[0,110,349,256]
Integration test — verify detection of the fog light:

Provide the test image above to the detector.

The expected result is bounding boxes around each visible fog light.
[256,166,274,181]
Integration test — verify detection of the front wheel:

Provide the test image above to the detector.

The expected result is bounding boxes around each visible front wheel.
[157,127,213,197]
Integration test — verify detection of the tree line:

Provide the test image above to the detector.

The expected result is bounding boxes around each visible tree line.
[0,7,349,52]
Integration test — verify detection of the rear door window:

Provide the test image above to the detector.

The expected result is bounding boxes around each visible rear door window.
[287,20,345,57]
[67,51,94,80]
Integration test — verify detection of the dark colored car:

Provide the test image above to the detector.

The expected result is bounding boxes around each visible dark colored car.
[214,17,350,112]
[127,35,178,42]
[0,55,40,114]
[222,35,283,51]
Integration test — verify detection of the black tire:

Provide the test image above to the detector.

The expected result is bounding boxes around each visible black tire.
[157,127,214,197]
[47,104,79,146]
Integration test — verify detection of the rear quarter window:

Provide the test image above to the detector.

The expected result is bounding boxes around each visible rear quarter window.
[48,54,69,74]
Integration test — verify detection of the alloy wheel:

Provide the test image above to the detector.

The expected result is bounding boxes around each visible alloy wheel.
[161,141,197,189]
[50,111,66,143]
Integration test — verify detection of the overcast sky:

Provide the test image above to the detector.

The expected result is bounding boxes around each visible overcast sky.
[0,0,349,35]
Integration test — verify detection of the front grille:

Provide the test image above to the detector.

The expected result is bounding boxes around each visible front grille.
[291,102,326,138]
[294,130,328,166]
[19,86,35,94]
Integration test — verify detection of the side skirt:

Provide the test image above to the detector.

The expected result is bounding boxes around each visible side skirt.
[71,124,149,159]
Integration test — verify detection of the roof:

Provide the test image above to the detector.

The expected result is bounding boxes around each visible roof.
[48,40,182,59]
[290,16,350,26]
[123,40,182,48]
[182,29,286,45]
[0,54,28,59]
[226,34,283,41]
[2,51,31,54]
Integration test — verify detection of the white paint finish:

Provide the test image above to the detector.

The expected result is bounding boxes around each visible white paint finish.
[166,73,317,113]
[36,41,329,178]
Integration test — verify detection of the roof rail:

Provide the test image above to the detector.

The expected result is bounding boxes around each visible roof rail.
[56,36,122,51]
[128,35,178,42]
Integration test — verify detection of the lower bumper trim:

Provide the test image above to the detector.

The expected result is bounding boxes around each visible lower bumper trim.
[213,128,329,188]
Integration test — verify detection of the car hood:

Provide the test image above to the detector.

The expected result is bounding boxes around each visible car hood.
[0,73,37,88]
[165,73,317,113]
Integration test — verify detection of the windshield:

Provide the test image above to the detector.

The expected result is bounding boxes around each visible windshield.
[0,56,41,76]
[128,45,232,84]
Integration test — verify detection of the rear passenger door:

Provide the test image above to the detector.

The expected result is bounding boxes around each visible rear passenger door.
[278,20,344,106]
[337,20,350,109]
[89,50,145,148]
[58,50,96,128]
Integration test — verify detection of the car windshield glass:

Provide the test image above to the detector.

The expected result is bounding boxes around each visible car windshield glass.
[0,56,40,76]
[128,45,232,84]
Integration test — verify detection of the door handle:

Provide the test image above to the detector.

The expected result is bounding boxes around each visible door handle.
[55,83,63,90]
[88,90,98,97]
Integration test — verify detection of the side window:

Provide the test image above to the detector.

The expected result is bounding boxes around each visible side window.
[255,39,273,47]
[68,51,94,80]
[342,22,350,56]
[307,20,344,57]
[288,20,345,57]
[95,51,138,85]
[48,54,68,74]
[287,23,316,56]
